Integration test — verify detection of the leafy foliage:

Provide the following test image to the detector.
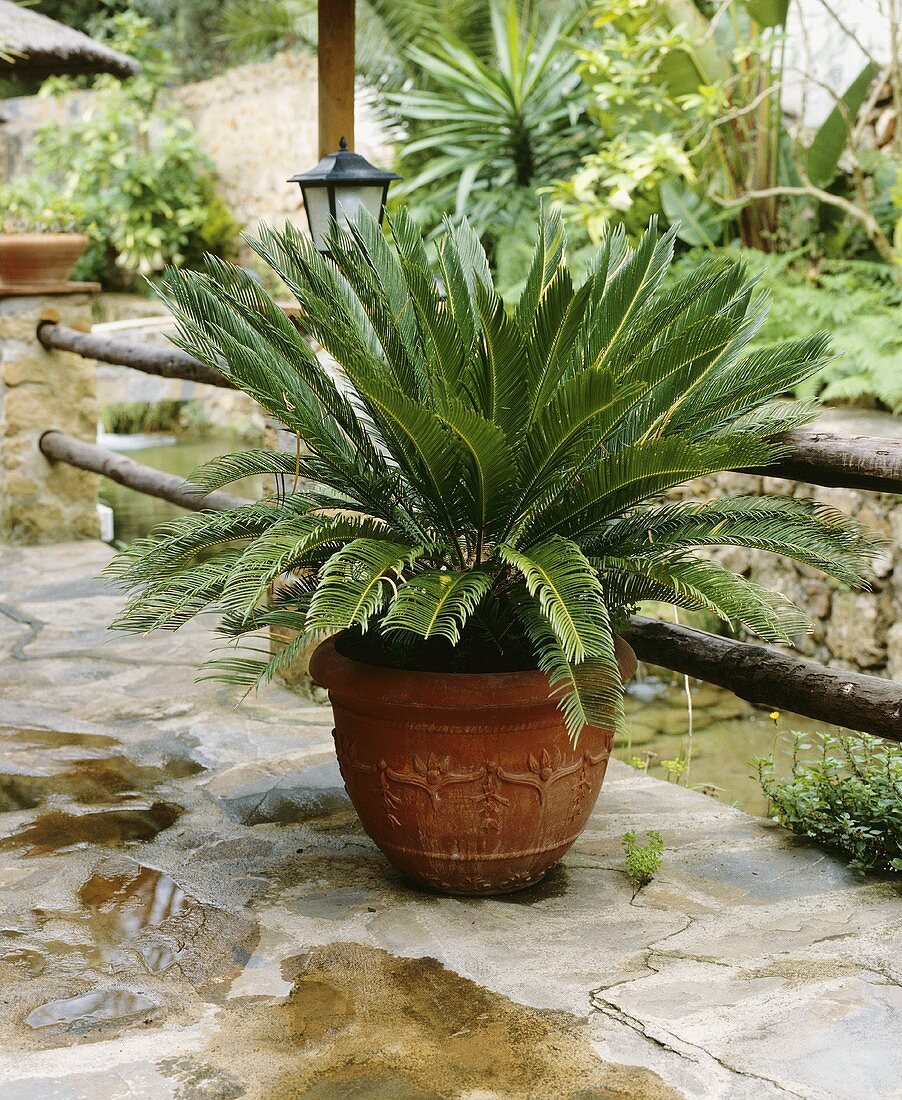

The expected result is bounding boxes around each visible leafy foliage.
[389,0,592,249]
[25,12,240,287]
[724,252,902,413]
[108,209,878,742]
[555,0,890,257]
[758,732,902,876]
[622,829,664,894]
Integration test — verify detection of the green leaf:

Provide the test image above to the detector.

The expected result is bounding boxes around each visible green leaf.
[807,62,878,187]
[745,0,790,27]
[382,570,493,643]
[659,181,721,249]
[306,538,422,635]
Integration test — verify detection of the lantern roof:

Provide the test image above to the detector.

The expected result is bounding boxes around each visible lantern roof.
[288,137,401,188]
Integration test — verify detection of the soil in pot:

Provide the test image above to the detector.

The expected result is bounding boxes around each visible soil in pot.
[309,634,637,896]
[0,234,89,286]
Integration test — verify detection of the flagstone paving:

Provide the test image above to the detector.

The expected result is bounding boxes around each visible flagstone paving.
[0,540,899,1099]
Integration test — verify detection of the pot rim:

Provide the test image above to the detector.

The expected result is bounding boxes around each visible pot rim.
[309,632,637,711]
[0,233,89,245]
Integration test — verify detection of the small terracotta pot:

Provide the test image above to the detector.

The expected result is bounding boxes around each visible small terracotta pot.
[0,233,89,286]
[309,635,637,896]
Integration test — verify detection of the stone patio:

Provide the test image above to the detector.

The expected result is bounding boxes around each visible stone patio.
[0,540,899,1099]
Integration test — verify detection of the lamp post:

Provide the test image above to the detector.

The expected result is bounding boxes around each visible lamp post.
[289,137,401,254]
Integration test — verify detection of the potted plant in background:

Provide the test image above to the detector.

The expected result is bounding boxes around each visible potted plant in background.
[109,210,877,895]
[0,180,90,286]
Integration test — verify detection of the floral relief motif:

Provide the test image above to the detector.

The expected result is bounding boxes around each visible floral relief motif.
[336,735,611,831]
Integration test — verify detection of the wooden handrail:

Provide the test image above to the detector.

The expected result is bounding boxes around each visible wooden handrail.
[743,428,902,495]
[39,430,246,513]
[37,320,235,390]
[623,615,901,741]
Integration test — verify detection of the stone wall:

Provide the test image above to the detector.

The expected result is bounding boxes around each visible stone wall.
[0,294,99,543]
[175,52,390,247]
[672,470,901,680]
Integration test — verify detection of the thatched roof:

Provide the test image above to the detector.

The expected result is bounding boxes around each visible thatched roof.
[0,1,140,81]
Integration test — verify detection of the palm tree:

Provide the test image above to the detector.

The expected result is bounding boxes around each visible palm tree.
[109,209,876,741]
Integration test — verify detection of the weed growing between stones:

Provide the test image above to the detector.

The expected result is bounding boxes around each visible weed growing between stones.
[621,830,664,897]
[758,731,902,876]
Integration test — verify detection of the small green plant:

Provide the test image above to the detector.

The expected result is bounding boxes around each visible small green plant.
[758,731,902,876]
[100,401,191,436]
[622,829,664,895]
[0,184,86,235]
[660,752,689,783]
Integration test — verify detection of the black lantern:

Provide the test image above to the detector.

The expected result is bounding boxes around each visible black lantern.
[289,137,401,253]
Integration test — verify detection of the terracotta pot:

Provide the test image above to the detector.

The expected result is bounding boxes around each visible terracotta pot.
[0,233,89,286]
[309,635,637,896]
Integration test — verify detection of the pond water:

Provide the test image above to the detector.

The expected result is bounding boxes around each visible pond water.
[98,433,262,545]
[99,433,837,817]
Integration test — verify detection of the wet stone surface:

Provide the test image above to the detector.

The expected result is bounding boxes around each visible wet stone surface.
[0,541,899,1100]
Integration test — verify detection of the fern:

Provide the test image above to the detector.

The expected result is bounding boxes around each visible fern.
[109,210,880,742]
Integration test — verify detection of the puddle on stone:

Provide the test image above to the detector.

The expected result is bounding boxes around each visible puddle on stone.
[24,990,158,1030]
[0,728,204,812]
[182,943,681,1100]
[0,777,42,813]
[0,728,119,749]
[0,802,183,856]
[0,947,46,977]
[79,864,192,973]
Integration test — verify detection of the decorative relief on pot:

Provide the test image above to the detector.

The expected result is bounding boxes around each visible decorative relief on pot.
[334,734,611,831]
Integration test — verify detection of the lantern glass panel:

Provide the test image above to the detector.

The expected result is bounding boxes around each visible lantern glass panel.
[301,186,333,252]
[333,184,386,231]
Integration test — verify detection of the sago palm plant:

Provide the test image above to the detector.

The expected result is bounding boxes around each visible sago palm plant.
[108,209,877,741]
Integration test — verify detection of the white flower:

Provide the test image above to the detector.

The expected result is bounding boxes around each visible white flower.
[609,186,633,212]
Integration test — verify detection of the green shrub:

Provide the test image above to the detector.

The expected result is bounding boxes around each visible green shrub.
[758,731,902,876]
[622,830,664,895]
[107,210,878,741]
[27,11,241,288]
[670,250,902,413]
[100,399,213,436]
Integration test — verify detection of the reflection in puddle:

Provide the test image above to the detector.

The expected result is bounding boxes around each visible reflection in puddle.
[25,990,158,1029]
[0,777,42,813]
[0,802,183,856]
[80,865,193,973]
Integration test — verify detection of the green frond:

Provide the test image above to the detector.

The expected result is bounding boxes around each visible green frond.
[515,593,623,743]
[382,570,493,643]
[599,555,810,643]
[587,496,879,586]
[221,512,398,620]
[499,537,609,663]
[306,538,423,635]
